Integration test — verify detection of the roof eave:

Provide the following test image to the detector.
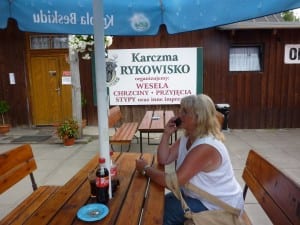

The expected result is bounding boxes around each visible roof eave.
[219,22,300,30]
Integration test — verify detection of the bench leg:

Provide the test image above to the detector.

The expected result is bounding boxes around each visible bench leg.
[140,132,143,154]
[110,143,132,152]
[111,143,122,152]
[120,143,132,152]
[125,144,131,152]
[30,173,38,191]
[134,135,139,144]
[110,144,115,151]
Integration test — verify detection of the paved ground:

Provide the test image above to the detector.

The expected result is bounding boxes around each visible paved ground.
[0,126,299,224]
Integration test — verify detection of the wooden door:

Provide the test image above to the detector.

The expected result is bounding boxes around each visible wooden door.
[29,54,72,125]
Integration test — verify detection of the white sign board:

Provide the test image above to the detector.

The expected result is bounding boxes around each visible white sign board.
[61,71,72,85]
[284,44,300,64]
[108,48,200,105]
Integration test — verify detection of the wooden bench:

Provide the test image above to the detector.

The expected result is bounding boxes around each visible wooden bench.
[241,149,300,225]
[109,106,139,151]
[0,144,60,225]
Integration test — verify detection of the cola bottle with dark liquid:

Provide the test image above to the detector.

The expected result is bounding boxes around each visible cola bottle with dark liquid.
[96,157,109,204]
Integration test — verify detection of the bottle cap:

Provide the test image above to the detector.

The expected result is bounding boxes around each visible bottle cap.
[99,157,105,163]
[110,151,114,156]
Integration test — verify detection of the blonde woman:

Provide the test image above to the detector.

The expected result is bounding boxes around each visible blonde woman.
[136,94,243,225]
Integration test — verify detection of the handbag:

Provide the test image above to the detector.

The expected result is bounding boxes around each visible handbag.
[165,173,246,225]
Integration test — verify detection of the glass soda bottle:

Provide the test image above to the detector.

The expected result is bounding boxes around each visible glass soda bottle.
[96,157,109,204]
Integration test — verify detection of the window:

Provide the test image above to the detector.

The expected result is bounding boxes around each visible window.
[30,35,68,49]
[229,46,263,72]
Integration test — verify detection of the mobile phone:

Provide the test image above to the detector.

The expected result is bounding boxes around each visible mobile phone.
[174,117,182,127]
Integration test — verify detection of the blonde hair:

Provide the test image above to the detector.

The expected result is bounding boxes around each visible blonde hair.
[180,94,225,142]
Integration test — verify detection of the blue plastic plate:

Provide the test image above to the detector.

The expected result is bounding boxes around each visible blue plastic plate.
[77,203,109,222]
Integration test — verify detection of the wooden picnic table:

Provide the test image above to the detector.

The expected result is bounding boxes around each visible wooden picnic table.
[138,110,177,153]
[1,152,165,225]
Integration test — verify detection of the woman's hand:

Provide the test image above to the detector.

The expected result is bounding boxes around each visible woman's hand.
[135,158,148,173]
[164,117,180,135]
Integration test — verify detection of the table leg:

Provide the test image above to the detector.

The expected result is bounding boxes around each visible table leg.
[140,132,143,153]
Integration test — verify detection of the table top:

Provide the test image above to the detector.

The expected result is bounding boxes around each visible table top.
[138,110,175,132]
[5,152,165,225]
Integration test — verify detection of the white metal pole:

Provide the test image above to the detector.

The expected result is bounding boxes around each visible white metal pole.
[93,0,112,198]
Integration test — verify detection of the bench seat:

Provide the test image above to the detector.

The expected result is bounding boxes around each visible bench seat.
[0,144,61,225]
[109,106,139,151]
[242,150,299,225]
[1,186,60,225]
[110,122,139,144]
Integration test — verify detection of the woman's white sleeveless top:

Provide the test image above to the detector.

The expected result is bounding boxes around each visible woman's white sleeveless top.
[176,135,244,210]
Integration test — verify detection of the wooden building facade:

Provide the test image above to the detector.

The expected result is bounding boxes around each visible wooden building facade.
[0,19,299,129]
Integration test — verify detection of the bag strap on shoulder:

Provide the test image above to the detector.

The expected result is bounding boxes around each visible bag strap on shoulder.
[165,172,241,216]
[165,172,192,217]
[184,182,241,215]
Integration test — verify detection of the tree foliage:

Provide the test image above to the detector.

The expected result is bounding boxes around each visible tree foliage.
[281,11,299,22]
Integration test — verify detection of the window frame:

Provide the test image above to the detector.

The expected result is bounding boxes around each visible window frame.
[29,35,68,50]
[229,44,264,72]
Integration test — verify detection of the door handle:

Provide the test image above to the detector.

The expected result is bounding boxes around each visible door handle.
[55,87,61,95]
